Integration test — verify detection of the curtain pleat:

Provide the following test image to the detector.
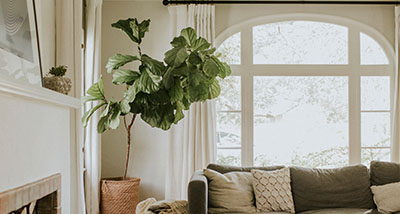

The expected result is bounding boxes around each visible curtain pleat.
[83,0,103,213]
[393,7,400,163]
[165,4,217,200]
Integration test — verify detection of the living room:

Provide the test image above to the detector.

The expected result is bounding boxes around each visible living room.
[0,0,400,214]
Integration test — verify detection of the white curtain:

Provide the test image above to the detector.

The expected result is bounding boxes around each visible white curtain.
[83,0,103,213]
[165,4,217,200]
[393,7,400,163]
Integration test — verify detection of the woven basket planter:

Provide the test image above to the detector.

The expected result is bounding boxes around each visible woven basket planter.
[100,177,141,214]
[43,76,72,95]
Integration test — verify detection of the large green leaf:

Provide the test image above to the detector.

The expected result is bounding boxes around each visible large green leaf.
[135,66,162,94]
[97,116,110,133]
[208,79,221,99]
[164,46,189,67]
[211,56,231,78]
[199,47,216,56]
[109,105,121,129]
[169,79,183,103]
[83,77,105,104]
[188,52,202,65]
[130,19,151,44]
[120,85,139,113]
[188,82,209,102]
[141,104,175,130]
[170,36,187,48]
[106,54,139,73]
[203,58,219,77]
[192,37,210,51]
[139,19,151,40]
[100,102,111,117]
[82,101,106,127]
[112,69,140,85]
[111,18,138,43]
[173,101,185,124]
[141,54,166,76]
[180,28,197,47]
[188,67,205,86]
[162,67,175,89]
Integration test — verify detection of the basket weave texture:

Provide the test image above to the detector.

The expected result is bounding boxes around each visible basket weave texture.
[101,177,141,214]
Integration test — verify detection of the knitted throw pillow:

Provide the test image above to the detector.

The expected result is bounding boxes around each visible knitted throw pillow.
[251,168,295,213]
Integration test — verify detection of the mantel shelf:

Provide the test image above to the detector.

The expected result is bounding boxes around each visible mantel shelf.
[0,79,81,109]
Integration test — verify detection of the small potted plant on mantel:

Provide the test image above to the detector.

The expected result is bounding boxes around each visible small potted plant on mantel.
[82,18,231,214]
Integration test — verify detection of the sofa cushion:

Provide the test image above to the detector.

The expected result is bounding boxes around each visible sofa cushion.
[290,165,374,212]
[203,169,256,213]
[370,161,400,186]
[207,163,284,174]
[298,208,374,214]
[371,181,400,213]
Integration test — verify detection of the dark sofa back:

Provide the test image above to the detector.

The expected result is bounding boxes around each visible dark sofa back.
[207,163,284,174]
[370,161,400,186]
[290,165,375,212]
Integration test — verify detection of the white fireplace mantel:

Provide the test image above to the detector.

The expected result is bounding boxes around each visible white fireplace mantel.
[0,79,81,109]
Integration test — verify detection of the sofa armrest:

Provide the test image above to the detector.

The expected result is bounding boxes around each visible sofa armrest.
[188,170,208,214]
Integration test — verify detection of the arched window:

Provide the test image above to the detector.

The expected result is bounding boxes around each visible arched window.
[215,15,394,168]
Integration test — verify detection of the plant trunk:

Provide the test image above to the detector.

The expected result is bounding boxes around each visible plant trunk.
[123,114,136,180]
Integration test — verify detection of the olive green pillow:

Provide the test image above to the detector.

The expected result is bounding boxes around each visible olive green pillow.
[290,165,374,212]
[370,161,400,186]
[203,168,257,213]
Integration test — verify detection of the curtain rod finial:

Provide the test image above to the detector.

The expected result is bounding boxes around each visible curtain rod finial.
[163,0,169,5]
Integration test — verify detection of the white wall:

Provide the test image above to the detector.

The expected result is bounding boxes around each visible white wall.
[0,95,73,213]
[101,0,395,200]
[0,0,81,213]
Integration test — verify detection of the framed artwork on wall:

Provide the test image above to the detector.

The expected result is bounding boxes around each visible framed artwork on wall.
[0,0,42,86]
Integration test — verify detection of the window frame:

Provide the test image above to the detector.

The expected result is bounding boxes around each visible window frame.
[215,13,396,167]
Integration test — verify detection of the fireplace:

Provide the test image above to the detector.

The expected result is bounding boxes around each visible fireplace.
[0,174,61,214]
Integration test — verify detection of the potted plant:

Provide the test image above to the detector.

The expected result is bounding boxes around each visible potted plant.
[43,65,72,95]
[82,18,231,214]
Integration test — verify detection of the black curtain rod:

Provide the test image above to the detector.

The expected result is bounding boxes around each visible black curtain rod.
[163,0,400,6]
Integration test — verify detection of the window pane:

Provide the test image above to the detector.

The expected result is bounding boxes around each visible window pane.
[217,112,241,147]
[217,149,241,166]
[216,76,241,111]
[361,112,391,147]
[362,148,390,166]
[216,32,240,65]
[360,33,389,65]
[253,21,348,64]
[254,77,349,168]
[361,76,390,111]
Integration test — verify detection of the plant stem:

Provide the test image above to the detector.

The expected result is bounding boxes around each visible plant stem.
[138,45,142,57]
[123,113,136,180]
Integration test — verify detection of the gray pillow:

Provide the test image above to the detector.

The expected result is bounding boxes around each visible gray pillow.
[290,165,375,212]
[207,163,284,174]
[370,161,400,186]
[203,169,256,213]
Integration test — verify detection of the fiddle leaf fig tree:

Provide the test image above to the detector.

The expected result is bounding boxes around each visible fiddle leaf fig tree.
[82,18,231,180]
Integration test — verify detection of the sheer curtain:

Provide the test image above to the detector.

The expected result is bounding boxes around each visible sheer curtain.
[166,4,217,200]
[393,7,400,163]
[83,0,103,213]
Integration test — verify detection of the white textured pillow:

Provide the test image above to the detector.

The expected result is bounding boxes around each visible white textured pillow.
[371,181,400,214]
[203,169,256,214]
[251,168,295,213]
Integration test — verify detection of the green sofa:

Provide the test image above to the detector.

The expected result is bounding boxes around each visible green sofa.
[187,161,400,214]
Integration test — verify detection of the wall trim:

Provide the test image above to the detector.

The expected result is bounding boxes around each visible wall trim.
[0,79,81,109]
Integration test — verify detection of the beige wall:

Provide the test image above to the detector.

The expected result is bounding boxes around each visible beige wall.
[101,0,395,200]
[215,4,394,46]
